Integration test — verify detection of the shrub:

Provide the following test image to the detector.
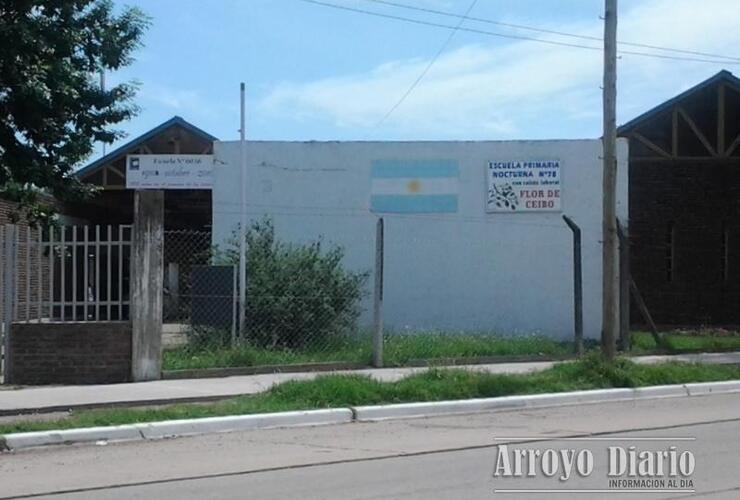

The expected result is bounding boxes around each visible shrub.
[213,218,369,349]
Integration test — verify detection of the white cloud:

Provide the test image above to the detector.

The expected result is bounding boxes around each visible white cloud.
[138,83,230,123]
[260,0,740,139]
[140,84,204,112]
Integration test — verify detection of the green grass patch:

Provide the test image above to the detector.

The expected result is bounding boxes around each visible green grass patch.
[632,330,740,352]
[4,356,740,435]
[163,332,573,371]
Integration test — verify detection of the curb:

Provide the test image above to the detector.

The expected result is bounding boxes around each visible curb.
[135,409,353,440]
[1,409,353,451]
[2,380,739,452]
[351,381,740,421]
[351,386,683,421]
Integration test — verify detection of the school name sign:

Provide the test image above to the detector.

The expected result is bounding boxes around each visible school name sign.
[126,155,214,189]
[486,159,561,212]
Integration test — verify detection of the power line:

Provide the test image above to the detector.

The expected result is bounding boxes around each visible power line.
[377,0,479,125]
[363,0,740,63]
[296,0,740,65]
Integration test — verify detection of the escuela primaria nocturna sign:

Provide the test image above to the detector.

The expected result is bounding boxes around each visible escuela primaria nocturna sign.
[486,160,561,213]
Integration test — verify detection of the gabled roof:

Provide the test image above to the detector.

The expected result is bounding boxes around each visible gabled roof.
[618,70,740,135]
[75,116,218,178]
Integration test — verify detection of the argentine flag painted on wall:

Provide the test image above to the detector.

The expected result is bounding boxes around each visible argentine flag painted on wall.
[370,160,459,213]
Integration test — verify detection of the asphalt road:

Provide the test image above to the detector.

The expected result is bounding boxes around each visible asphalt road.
[1,393,738,499]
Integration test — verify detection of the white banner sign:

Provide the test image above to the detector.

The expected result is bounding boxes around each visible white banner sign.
[126,155,214,189]
[486,160,561,212]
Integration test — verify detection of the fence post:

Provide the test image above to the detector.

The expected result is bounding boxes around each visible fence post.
[562,215,583,356]
[616,219,631,351]
[373,217,384,368]
[167,262,180,319]
[131,191,164,381]
[2,225,17,383]
[231,264,238,347]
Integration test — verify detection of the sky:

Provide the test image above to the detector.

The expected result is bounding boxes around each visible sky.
[94,0,740,161]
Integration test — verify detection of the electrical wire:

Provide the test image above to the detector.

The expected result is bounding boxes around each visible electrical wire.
[296,0,740,65]
[362,0,740,63]
[377,0,479,125]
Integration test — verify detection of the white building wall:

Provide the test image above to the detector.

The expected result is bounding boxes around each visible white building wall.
[212,139,628,340]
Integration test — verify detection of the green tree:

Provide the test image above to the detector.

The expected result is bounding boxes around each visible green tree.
[0,0,149,222]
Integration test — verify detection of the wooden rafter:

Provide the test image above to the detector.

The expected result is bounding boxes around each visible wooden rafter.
[108,165,125,179]
[727,133,740,157]
[633,131,672,158]
[677,106,717,157]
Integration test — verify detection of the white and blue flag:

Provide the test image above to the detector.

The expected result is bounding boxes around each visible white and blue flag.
[370,160,459,213]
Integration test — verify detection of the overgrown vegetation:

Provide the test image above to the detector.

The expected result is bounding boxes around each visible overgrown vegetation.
[168,327,740,372]
[199,217,368,349]
[632,330,740,352]
[164,332,574,370]
[3,356,739,435]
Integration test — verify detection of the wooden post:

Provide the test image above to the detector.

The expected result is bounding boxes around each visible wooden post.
[372,218,384,368]
[131,190,164,381]
[617,219,631,350]
[630,279,662,347]
[601,0,619,360]
[562,216,583,356]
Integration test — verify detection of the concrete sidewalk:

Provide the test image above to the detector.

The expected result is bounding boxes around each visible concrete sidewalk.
[1,352,739,415]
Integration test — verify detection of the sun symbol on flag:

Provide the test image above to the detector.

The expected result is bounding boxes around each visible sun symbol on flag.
[406,180,421,193]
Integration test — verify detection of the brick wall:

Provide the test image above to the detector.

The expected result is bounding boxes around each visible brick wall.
[8,322,132,385]
[630,159,740,325]
[0,197,23,226]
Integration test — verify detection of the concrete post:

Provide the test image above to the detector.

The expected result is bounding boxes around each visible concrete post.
[131,190,164,381]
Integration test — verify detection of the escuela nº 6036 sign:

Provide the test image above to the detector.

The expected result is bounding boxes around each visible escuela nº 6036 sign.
[126,154,214,189]
[486,160,561,212]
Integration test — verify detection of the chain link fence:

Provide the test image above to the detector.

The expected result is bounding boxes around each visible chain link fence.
[162,223,374,369]
[163,230,230,349]
[161,214,590,374]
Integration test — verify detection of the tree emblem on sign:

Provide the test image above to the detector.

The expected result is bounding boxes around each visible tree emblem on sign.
[489,183,519,210]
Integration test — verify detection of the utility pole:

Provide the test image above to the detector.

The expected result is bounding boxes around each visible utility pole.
[239,83,247,340]
[601,0,618,360]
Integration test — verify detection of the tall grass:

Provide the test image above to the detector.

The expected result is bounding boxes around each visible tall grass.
[632,330,740,352]
[163,332,574,371]
[4,355,739,435]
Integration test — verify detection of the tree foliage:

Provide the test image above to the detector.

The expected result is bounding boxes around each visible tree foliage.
[0,0,149,221]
